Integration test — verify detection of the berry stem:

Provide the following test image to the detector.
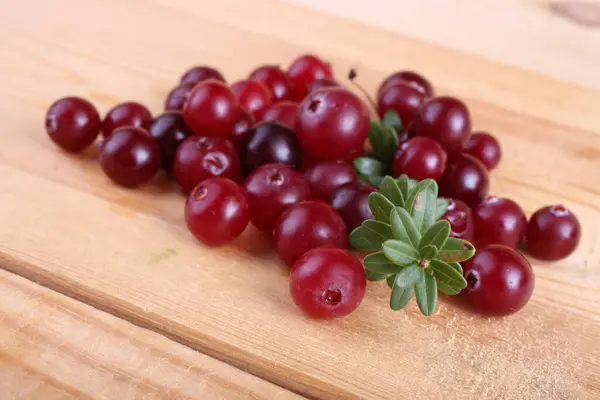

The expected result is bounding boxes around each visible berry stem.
[348,69,378,117]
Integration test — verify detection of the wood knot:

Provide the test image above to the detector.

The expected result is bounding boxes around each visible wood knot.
[548,2,600,28]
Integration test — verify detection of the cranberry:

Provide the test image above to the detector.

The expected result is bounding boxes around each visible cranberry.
[331,181,376,231]
[412,96,471,154]
[392,137,447,181]
[45,97,101,152]
[439,154,489,207]
[244,164,312,233]
[180,66,225,84]
[274,200,348,266]
[464,132,502,171]
[377,82,426,127]
[148,112,192,172]
[305,160,357,202]
[229,108,255,150]
[100,127,160,187]
[249,65,297,102]
[473,196,527,248]
[296,88,369,160]
[164,82,196,112]
[185,177,249,246]
[307,78,342,93]
[183,80,240,138]
[102,102,152,138]
[290,247,366,319]
[239,121,302,175]
[441,198,474,241]
[378,71,434,98]
[261,101,298,129]
[173,136,241,194]
[462,245,534,316]
[231,80,273,120]
[287,54,333,99]
[526,205,581,260]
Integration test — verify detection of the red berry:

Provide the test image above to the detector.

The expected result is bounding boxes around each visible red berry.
[307,78,342,93]
[244,164,312,233]
[377,81,426,127]
[473,196,527,248]
[439,153,489,207]
[378,71,434,98]
[331,181,376,231]
[305,160,357,202]
[441,198,474,241]
[412,96,471,154]
[249,65,297,102]
[393,137,447,181]
[102,102,152,138]
[183,80,240,138]
[463,132,502,170]
[274,200,348,266]
[165,82,196,112]
[231,80,273,120]
[296,88,369,160]
[180,66,225,85]
[173,136,241,194]
[100,127,161,187]
[526,205,581,260]
[148,112,192,172]
[261,101,298,129]
[229,108,255,150]
[290,247,366,319]
[45,97,101,152]
[185,177,249,246]
[462,245,534,316]
[287,54,333,99]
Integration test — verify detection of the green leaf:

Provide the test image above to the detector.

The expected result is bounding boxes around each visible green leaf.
[386,274,396,289]
[430,259,467,295]
[382,240,420,266]
[420,245,438,260]
[415,273,438,316]
[353,157,385,177]
[437,237,476,263]
[383,125,400,148]
[365,174,383,187]
[365,270,391,281]
[396,175,411,201]
[394,263,423,287]
[448,261,463,274]
[379,176,405,208]
[368,121,398,164]
[349,221,393,251]
[382,109,403,132]
[364,251,401,274]
[390,207,421,248]
[435,198,449,220]
[419,220,451,251]
[390,284,414,310]
[368,192,395,223]
[408,178,418,190]
[406,179,438,234]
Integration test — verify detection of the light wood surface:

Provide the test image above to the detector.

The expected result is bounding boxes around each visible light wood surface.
[1,0,600,399]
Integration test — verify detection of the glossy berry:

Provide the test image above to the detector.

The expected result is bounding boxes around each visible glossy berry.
[183,80,240,138]
[164,82,196,112]
[377,81,426,127]
[287,54,333,99]
[307,78,342,93]
[526,205,581,260]
[100,127,161,187]
[473,196,527,248]
[290,247,366,319]
[244,164,312,233]
[464,132,502,170]
[180,66,225,84]
[173,136,241,194]
[274,200,348,266]
[231,80,273,120]
[441,198,474,241]
[412,96,471,154]
[239,121,302,175]
[305,160,357,202]
[296,88,370,160]
[185,177,249,246]
[331,181,376,231]
[45,97,101,152]
[378,71,434,98]
[249,65,297,102]
[148,112,192,172]
[439,154,489,207]
[102,102,152,138]
[393,137,447,181]
[261,101,298,129]
[462,245,534,316]
[229,108,255,150]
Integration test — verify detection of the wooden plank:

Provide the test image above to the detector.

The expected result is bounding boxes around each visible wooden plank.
[0,269,303,400]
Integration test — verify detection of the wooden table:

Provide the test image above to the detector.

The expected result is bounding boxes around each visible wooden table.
[1,0,599,398]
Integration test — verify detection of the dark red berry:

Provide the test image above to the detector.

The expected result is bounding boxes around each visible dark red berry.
[441,198,474,241]
[439,154,489,207]
[239,121,302,175]
[287,54,333,99]
[185,177,249,246]
[377,81,426,127]
[148,112,192,172]
[180,66,225,85]
[100,127,161,187]
[473,196,527,248]
[307,78,342,93]
[231,80,273,120]
[45,97,101,152]
[261,101,298,129]
[173,136,241,194]
[305,160,357,202]
[464,132,502,171]
[462,245,534,316]
[274,200,348,266]
[526,205,581,260]
[229,108,255,150]
[331,181,376,231]
[183,80,240,138]
[164,82,196,112]
[290,247,366,319]
[393,136,447,181]
[244,164,312,233]
[378,71,434,98]
[249,65,297,102]
[296,88,369,160]
[102,102,152,138]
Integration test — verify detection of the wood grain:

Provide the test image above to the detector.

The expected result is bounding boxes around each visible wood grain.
[0,0,599,399]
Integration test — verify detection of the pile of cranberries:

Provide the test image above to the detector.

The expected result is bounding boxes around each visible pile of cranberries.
[45,54,581,319]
